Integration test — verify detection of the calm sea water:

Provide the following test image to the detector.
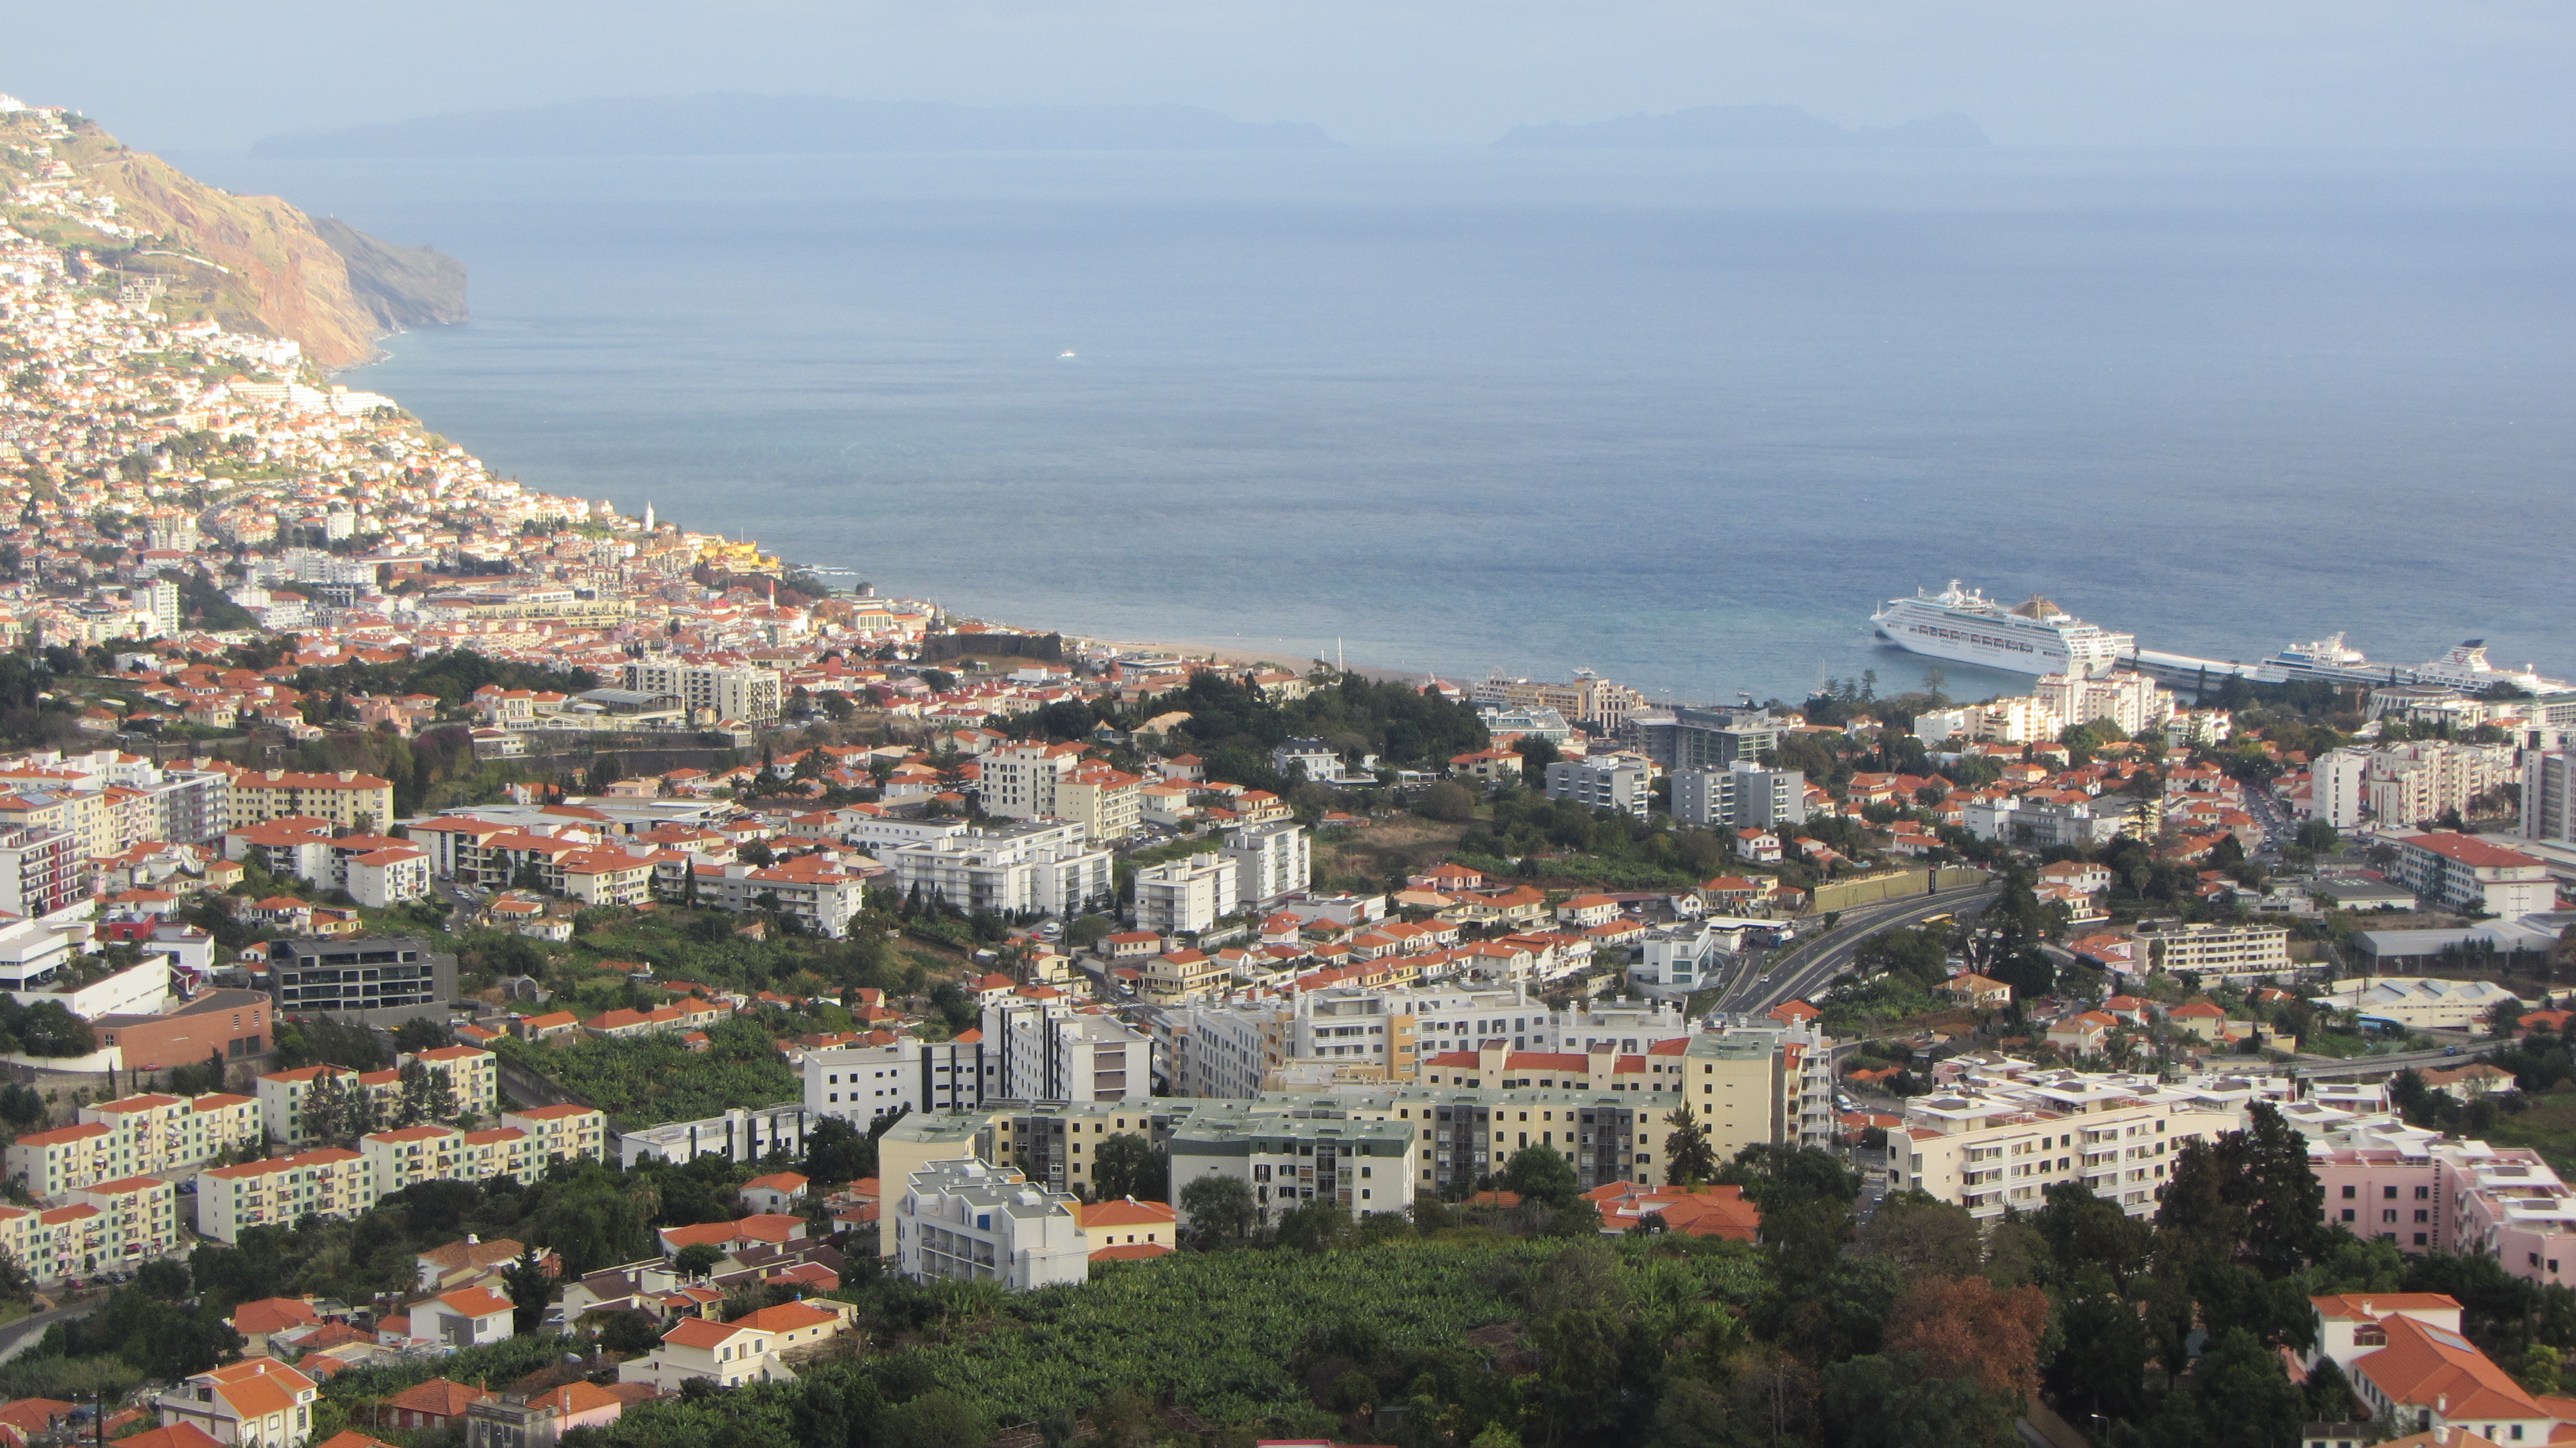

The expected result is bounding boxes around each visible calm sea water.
[180,146,2576,703]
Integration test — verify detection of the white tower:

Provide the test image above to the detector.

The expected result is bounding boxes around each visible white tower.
[643,500,654,531]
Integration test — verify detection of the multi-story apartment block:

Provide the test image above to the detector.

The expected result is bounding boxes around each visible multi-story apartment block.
[1882,1069,2242,1221]
[2304,1114,2576,1284]
[1169,999,1294,1100]
[256,1064,361,1147]
[2526,750,2576,849]
[882,820,1113,919]
[1671,762,1807,832]
[2309,747,2371,830]
[6,1091,262,1197]
[878,1098,1419,1226]
[1132,855,1238,937]
[974,741,1085,821]
[194,1147,375,1244]
[1171,982,1700,1094]
[2035,670,2172,739]
[620,660,783,721]
[1634,707,1781,771]
[2131,919,2295,980]
[264,936,457,1026]
[0,823,79,919]
[2383,830,2558,917]
[893,1158,1092,1290]
[1053,763,1143,843]
[2361,742,2518,828]
[220,768,397,832]
[148,769,229,846]
[1168,1103,1417,1226]
[501,1104,609,1167]
[0,1176,180,1280]
[404,1045,500,1118]
[1472,671,1647,732]
[1222,821,1309,907]
[1542,755,1654,819]
[675,853,871,935]
[614,1103,804,1167]
[363,1122,544,1194]
[984,994,1150,1105]
[806,1035,986,1129]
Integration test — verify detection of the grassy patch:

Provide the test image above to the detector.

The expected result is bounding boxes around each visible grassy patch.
[2481,1087,2576,1173]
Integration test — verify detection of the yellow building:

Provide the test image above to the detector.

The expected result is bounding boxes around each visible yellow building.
[224,769,397,833]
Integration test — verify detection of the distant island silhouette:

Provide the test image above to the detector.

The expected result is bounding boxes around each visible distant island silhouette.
[1498,104,1987,149]
[255,94,1339,157]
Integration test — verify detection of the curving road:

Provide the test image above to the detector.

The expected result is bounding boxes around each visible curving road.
[1704,883,2001,1019]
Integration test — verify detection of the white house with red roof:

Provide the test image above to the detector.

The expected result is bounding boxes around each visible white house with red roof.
[151,1358,318,1448]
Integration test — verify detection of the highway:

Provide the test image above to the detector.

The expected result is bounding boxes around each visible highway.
[2289,1045,2489,1080]
[1704,882,2002,1019]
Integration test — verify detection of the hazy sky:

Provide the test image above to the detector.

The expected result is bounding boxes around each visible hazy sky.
[12,0,2576,151]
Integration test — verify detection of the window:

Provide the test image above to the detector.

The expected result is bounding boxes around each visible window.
[2383,1210,2398,1223]
[2383,1185,2398,1199]
[2341,1185,2356,1199]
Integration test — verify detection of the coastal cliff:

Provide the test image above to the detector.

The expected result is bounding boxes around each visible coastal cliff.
[0,107,466,367]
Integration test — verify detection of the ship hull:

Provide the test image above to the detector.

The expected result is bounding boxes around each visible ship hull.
[1871,609,2072,675]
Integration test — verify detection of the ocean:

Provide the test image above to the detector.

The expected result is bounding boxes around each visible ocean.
[178,145,2576,704]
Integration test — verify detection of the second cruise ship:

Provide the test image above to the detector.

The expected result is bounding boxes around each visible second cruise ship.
[1870,580,2134,678]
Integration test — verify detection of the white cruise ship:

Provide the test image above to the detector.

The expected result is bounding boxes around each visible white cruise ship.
[1870,580,2134,678]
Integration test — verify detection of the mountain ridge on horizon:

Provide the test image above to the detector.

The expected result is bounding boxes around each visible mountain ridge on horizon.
[1498,104,1988,149]
[254,94,1340,158]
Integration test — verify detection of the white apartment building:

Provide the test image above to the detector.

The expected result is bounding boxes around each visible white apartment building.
[1542,755,1654,819]
[1671,762,1806,831]
[974,743,1143,842]
[2036,670,2172,739]
[2525,750,2576,847]
[614,1103,806,1167]
[806,1034,985,1129]
[2382,829,2559,917]
[620,660,782,721]
[688,856,871,935]
[1915,694,2064,747]
[2363,742,2517,828]
[1884,1069,2243,1220]
[984,994,1150,1104]
[2132,920,2295,980]
[2311,747,2371,830]
[884,820,1113,919]
[895,1158,1091,1290]
[1133,854,1238,937]
[1222,821,1310,907]
[974,741,1086,821]
[6,1089,262,1197]
[0,1176,181,1280]
[362,1123,544,1195]
[1963,794,2134,849]
[194,1148,375,1244]
[1169,1104,1419,1226]
[1634,920,1734,991]
[1170,998,1295,1099]
[1171,982,1697,1094]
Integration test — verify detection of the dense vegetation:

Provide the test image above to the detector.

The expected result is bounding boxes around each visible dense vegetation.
[495,1018,800,1130]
